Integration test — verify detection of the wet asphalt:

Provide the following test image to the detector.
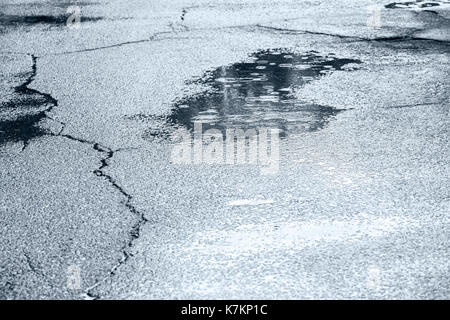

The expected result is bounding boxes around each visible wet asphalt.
[0,0,449,299]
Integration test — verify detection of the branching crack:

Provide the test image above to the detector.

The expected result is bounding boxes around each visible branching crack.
[6,12,447,300]
[54,133,148,300]
[384,101,443,109]
[10,55,148,300]
[2,54,60,150]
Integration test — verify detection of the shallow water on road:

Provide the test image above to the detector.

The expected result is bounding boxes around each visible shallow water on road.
[385,1,449,10]
[162,49,361,139]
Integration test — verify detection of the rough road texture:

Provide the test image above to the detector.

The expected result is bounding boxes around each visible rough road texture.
[0,0,449,299]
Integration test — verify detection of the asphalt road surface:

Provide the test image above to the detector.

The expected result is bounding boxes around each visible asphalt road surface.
[0,0,449,299]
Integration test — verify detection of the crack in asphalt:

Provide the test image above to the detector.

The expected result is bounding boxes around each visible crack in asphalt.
[4,54,61,150]
[255,24,450,44]
[3,12,448,299]
[10,55,148,299]
[408,36,450,43]
[23,252,45,277]
[17,55,57,107]
[1,13,449,58]
[254,24,410,41]
[55,133,148,300]
[55,28,445,58]
[384,101,444,109]
[5,15,377,57]
[47,30,175,56]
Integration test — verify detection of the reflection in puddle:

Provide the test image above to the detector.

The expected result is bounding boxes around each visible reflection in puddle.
[385,1,446,9]
[152,49,361,140]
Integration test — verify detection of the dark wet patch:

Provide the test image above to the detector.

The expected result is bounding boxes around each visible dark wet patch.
[145,49,361,140]
[0,14,102,26]
[0,1,99,9]
[385,1,442,9]
[0,55,57,147]
[1,93,49,110]
[0,113,46,145]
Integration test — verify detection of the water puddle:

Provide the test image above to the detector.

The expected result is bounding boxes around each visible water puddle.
[145,49,361,140]
[385,1,448,9]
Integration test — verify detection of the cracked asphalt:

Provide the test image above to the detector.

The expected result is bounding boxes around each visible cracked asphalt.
[0,0,449,299]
